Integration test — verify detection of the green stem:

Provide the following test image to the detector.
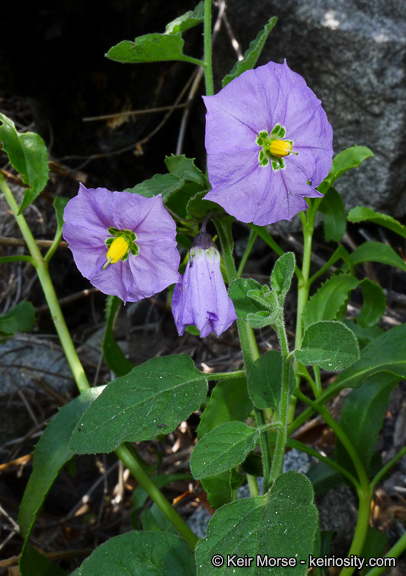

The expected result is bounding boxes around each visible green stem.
[268,321,290,483]
[207,370,246,381]
[215,217,272,492]
[237,229,257,278]
[203,0,214,96]
[116,444,198,549]
[295,389,371,576]
[0,255,35,265]
[370,446,406,492]
[365,531,406,576]
[313,366,322,397]
[295,210,313,351]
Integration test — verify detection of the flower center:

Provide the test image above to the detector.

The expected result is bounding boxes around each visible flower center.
[102,227,139,270]
[256,123,297,171]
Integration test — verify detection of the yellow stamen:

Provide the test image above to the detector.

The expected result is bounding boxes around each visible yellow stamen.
[102,236,129,269]
[269,140,293,158]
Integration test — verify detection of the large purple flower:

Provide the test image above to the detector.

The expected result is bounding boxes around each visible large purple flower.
[203,60,333,225]
[172,232,237,338]
[63,184,180,303]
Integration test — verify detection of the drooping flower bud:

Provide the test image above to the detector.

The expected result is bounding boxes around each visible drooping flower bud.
[172,231,237,338]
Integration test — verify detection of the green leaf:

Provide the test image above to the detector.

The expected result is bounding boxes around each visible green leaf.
[20,544,67,576]
[127,155,207,218]
[270,252,296,302]
[361,527,388,574]
[69,355,207,454]
[141,503,178,533]
[318,186,346,242]
[197,377,252,440]
[228,278,263,319]
[71,531,196,576]
[348,206,406,239]
[103,295,135,376]
[344,319,384,349]
[190,422,258,479]
[165,154,206,187]
[357,278,386,328]
[222,17,278,87]
[318,146,374,194]
[246,310,278,329]
[200,471,237,509]
[53,196,69,237]
[248,351,296,411]
[336,373,399,477]
[0,113,49,212]
[294,321,360,371]
[350,241,406,272]
[306,461,344,494]
[18,388,104,542]
[0,301,36,337]
[332,323,406,390]
[106,32,201,65]
[195,472,317,575]
[165,2,204,34]
[186,190,221,220]
[303,275,359,331]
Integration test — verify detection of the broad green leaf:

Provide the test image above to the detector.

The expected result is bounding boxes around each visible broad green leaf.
[350,241,406,272]
[200,471,238,509]
[19,387,104,541]
[69,355,207,454]
[361,527,388,573]
[103,295,135,376]
[141,503,178,533]
[246,310,278,329]
[248,351,296,411]
[165,155,206,187]
[127,155,207,218]
[294,321,359,371]
[71,531,195,576]
[165,2,204,34]
[318,146,374,194]
[20,544,67,576]
[195,472,317,575]
[348,206,406,239]
[106,32,201,65]
[270,252,295,302]
[0,113,49,212]
[336,373,398,477]
[332,323,406,391]
[229,278,263,319]
[186,190,221,220]
[303,275,359,331]
[0,301,36,337]
[190,422,258,479]
[357,278,386,328]
[306,461,344,494]
[196,377,252,508]
[197,377,252,440]
[318,186,346,242]
[222,17,278,86]
[344,319,383,349]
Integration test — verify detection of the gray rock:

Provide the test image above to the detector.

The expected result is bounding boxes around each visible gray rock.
[223,0,406,217]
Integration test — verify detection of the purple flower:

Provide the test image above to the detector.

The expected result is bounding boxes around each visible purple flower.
[172,232,237,338]
[203,60,333,225]
[63,184,180,303]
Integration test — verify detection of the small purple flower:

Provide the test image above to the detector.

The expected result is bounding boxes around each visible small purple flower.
[203,60,333,225]
[63,184,180,303]
[172,232,237,338]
